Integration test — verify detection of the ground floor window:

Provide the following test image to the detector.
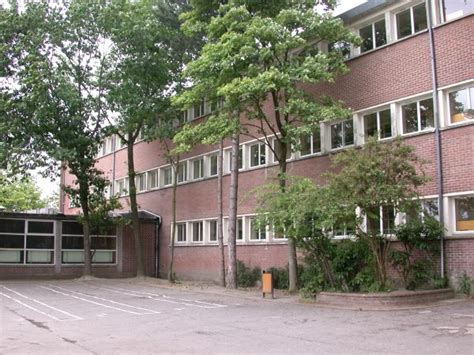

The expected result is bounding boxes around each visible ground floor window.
[366,206,395,235]
[455,197,474,231]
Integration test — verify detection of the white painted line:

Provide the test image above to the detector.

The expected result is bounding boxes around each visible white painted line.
[47,285,161,315]
[0,286,82,321]
[40,286,145,315]
[453,313,474,318]
[0,291,61,321]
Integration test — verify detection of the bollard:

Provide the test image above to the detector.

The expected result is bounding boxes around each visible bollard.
[262,270,274,299]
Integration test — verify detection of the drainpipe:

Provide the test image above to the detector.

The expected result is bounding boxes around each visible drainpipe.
[154,217,161,278]
[111,135,117,195]
[426,0,445,278]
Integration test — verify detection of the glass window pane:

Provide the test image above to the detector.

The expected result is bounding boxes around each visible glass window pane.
[192,222,203,242]
[0,219,25,233]
[300,134,311,156]
[449,88,470,122]
[331,123,343,149]
[379,109,392,138]
[92,251,115,263]
[402,102,419,133]
[209,220,217,241]
[0,250,23,263]
[62,236,84,249]
[177,223,186,242]
[328,41,351,59]
[177,163,187,183]
[364,113,377,138]
[444,0,474,21]
[0,235,24,248]
[62,250,84,263]
[397,9,412,38]
[27,250,53,264]
[193,159,203,179]
[382,207,395,234]
[312,129,321,153]
[344,120,354,146]
[210,155,218,176]
[91,237,116,250]
[455,197,474,231]
[374,19,387,47]
[26,235,54,249]
[237,218,243,240]
[62,222,83,235]
[420,98,434,129]
[413,3,427,33]
[360,24,373,53]
[366,207,380,235]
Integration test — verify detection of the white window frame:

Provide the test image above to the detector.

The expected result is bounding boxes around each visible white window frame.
[362,107,393,141]
[249,142,266,168]
[147,169,159,190]
[208,154,218,177]
[208,220,218,243]
[192,158,204,180]
[177,162,188,183]
[329,118,355,150]
[453,195,474,234]
[162,166,173,187]
[358,17,387,53]
[446,84,474,125]
[249,217,268,241]
[191,221,204,243]
[299,128,322,157]
[395,2,427,40]
[135,173,147,192]
[400,97,434,135]
[176,223,187,243]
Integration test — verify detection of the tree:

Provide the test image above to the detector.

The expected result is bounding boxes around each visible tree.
[100,0,189,278]
[176,0,359,291]
[0,1,111,276]
[0,174,45,212]
[326,138,428,290]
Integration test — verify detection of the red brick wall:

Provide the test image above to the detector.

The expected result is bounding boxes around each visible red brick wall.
[445,238,474,283]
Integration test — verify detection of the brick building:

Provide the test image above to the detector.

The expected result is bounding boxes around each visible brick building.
[2,1,472,283]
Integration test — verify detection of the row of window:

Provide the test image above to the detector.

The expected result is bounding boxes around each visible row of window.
[0,220,117,265]
[171,196,474,246]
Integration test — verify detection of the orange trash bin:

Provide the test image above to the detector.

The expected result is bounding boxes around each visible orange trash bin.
[262,270,274,298]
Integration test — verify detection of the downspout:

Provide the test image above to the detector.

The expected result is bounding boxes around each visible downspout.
[154,217,162,278]
[426,0,445,278]
[111,136,117,195]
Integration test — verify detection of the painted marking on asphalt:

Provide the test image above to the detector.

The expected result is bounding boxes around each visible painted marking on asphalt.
[0,285,82,321]
[41,286,146,315]
[453,313,474,318]
[46,285,161,315]
[0,291,61,321]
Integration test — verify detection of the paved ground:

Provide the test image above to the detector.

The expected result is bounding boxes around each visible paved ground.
[0,279,473,354]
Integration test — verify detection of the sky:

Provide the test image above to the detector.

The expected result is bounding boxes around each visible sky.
[32,0,367,201]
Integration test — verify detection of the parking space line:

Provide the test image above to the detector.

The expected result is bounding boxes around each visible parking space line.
[0,285,83,321]
[45,285,161,315]
[95,285,227,309]
[41,286,146,315]
[0,291,61,321]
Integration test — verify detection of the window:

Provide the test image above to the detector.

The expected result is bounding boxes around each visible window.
[250,218,266,241]
[330,119,354,149]
[300,129,321,156]
[237,218,243,241]
[209,154,218,176]
[162,167,172,186]
[455,197,474,231]
[443,0,474,21]
[366,206,395,235]
[332,223,355,238]
[176,223,187,242]
[115,178,129,197]
[359,19,386,53]
[364,109,392,140]
[228,147,243,171]
[401,98,434,134]
[449,85,474,123]
[177,162,187,183]
[192,221,203,242]
[328,41,351,59]
[272,139,291,163]
[135,173,146,192]
[396,3,427,39]
[179,110,188,125]
[193,99,205,119]
[407,199,439,223]
[115,135,126,150]
[250,143,266,167]
[209,220,217,242]
[148,169,159,189]
[192,158,204,180]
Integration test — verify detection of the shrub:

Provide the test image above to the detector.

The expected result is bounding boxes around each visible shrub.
[458,272,472,296]
[433,276,449,289]
[237,260,261,288]
[268,267,288,290]
[298,263,326,298]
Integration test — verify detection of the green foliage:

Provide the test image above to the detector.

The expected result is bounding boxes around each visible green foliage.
[236,260,261,288]
[458,272,472,296]
[0,174,45,212]
[433,276,449,289]
[298,262,326,298]
[268,267,289,290]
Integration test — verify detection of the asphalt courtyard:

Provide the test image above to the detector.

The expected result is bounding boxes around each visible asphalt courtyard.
[0,279,473,354]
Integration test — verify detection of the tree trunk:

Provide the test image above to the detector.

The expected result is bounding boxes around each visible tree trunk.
[127,140,145,277]
[168,155,179,283]
[79,191,92,277]
[226,133,239,289]
[217,140,226,287]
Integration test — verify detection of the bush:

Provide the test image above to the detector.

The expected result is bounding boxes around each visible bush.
[458,272,472,296]
[267,267,288,290]
[298,263,326,298]
[237,260,261,288]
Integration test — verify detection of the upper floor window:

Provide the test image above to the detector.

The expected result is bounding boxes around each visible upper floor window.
[176,223,187,242]
[177,162,187,183]
[328,41,351,59]
[192,158,204,180]
[148,169,159,190]
[192,221,203,242]
[364,109,392,140]
[115,178,129,197]
[162,167,172,186]
[455,197,474,231]
[272,139,291,163]
[401,98,434,134]
[250,218,266,241]
[209,220,217,242]
[359,19,386,53]
[443,0,474,21]
[135,173,146,192]
[193,99,205,119]
[396,3,427,39]
[330,119,354,149]
[228,147,243,171]
[209,154,218,176]
[250,143,266,167]
[448,85,474,124]
[300,129,321,156]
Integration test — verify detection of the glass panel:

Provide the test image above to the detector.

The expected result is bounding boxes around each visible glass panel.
[360,24,373,53]
[413,3,427,33]
[192,222,203,242]
[328,42,351,59]
[420,98,434,129]
[237,218,243,240]
[402,102,419,133]
[193,159,203,179]
[62,221,83,235]
[91,237,116,250]
[364,113,378,138]
[0,250,23,263]
[379,109,392,138]
[449,88,471,122]
[366,207,380,235]
[163,167,172,185]
[455,197,474,231]
[0,219,24,233]
[177,163,187,183]
[343,120,354,146]
[177,223,186,242]
[331,123,343,149]
[26,235,54,249]
[62,236,84,249]
[0,235,24,248]
[274,140,290,162]
[312,129,321,153]
[374,19,387,47]
[300,134,311,156]
[444,0,474,20]
[209,220,217,241]
[27,250,53,264]
[210,155,218,176]
[397,8,412,39]
[422,199,439,221]
[92,251,115,263]
[62,250,84,263]
[382,207,395,234]
[148,170,158,189]
[250,144,260,167]
[250,219,265,240]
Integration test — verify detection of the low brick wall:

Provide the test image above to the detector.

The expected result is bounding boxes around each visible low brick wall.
[316,288,455,309]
